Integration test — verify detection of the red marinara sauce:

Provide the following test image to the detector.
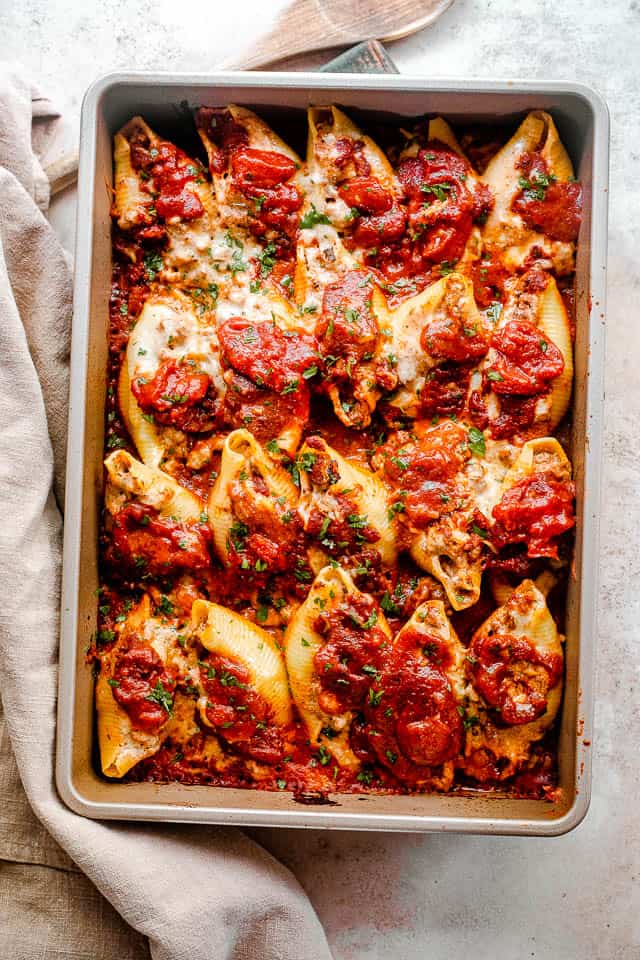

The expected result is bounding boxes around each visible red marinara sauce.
[421,305,490,363]
[363,627,463,784]
[491,471,576,559]
[468,632,563,725]
[196,107,249,173]
[196,109,303,252]
[231,146,303,245]
[471,250,509,308]
[218,317,317,394]
[396,141,493,263]
[488,321,564,395]
[512,152,582,243]
[131,359,220,431]
[381,421,470,480]
[313,595,387,713]
[316,270,378,365]
[339,174,407,250]
[129,132,205,222]
[200,653,285,764]
[112,642,176,732]
[111,504,212,577]
[221,371,309,445]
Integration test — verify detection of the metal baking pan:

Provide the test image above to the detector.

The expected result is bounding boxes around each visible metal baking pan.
[57,71,609,835]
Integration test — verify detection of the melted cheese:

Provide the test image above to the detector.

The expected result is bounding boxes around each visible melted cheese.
[130,297,225,395]
[462,438,518,517]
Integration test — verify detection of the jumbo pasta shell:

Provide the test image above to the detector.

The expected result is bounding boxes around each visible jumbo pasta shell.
[191,599,292,727]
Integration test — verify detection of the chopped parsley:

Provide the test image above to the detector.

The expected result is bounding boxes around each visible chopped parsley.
[485,302,503,324]
[299,204,331,229]
[145,680,173,717]
[362,664,381,680]
[421,181,452,202]
[257,241,277,277]
[467,426,486,458]
[219,671,247,689]
[318,516,332,541]
[356,768,375,786]
[380,591,400,616]
[256,605,269,623]
[229,520,249,549]
[143,250,163,281]
[360,610,378,630]
[387,500,406,521]
[518,171,556,201]
[157,595,174,616]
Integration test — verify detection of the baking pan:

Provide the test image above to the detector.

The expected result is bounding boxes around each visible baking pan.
[57,70,609,835]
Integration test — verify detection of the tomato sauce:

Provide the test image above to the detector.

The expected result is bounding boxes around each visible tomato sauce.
[200,653,285,764]
[112,642,176,732]
[129,131,205,222]
[468,632,563,725]
[491,472,576,559]
[421,308,490,363]
[362,627,463,784]
[218,318,317,394]
[471,250,509,308]
[420,363,475,420]
[110,504,212,577]
[512,152,582,242]
[313,595,387,713]
[488,321,564,395]
[132,359,221,432]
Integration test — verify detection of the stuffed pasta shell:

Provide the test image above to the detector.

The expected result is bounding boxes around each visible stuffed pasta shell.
[386,271,490,422]
[462,579,564,781]
[97,595,197,777]
[490,437,575,561]
[191,600,292,766]
[477,267,574,440]
[119,289,225,468]
[481,110,582,275]
[312,269,398,428]
[360,600,467,789]
[216,314,317,454]
[297,435,397,570]
[285,565,391,770]
[307,105,403,233]
[104,449,212,578]
[196,104,304,297]
[207,429,307,587]
[375,420,486,611]
[113,116,219,290]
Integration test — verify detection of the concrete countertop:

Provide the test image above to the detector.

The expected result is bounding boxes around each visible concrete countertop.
[3,1,637,956]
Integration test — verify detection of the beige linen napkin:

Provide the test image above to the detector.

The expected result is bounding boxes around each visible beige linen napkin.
[0,62,333,960]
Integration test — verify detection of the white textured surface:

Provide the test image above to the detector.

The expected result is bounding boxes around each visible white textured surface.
[2,1,639,957]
